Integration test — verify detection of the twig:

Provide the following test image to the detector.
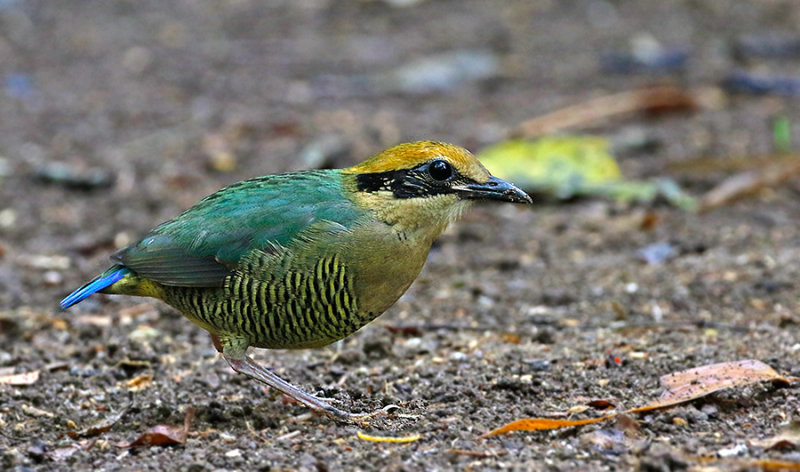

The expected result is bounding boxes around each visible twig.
[511,85,699,138]
[699,158,800,212]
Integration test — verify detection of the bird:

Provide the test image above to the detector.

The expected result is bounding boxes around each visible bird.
[61,141,532,420]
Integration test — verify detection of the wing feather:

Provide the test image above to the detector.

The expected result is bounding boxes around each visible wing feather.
[114,171,361,287]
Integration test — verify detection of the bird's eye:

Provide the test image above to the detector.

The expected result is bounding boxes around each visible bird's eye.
[428,159,453,181]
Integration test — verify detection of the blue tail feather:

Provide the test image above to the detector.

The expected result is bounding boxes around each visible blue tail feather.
[60,266,130,309]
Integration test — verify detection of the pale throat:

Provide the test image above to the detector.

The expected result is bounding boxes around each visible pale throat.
[358,192,473,235]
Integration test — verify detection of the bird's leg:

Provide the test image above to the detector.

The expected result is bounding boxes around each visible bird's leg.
[211,334,381,421]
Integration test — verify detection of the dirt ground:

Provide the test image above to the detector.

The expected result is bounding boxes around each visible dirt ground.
[1,1,800,470]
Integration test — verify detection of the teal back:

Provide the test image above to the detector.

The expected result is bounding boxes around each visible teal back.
[113,170,364,287]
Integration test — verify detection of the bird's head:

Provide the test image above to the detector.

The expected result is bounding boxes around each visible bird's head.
[343,141,531,234]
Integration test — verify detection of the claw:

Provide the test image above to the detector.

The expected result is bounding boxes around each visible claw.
[320,403,401,422]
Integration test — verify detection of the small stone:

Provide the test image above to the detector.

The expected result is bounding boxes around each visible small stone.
[43,270,63,286]
[122,46,153,74]
[717,443,747,457]
[0,209,16,228]
[203,133,237,173]
[22,254,71,270]
[526,359,551,371]
[448,351,467,362]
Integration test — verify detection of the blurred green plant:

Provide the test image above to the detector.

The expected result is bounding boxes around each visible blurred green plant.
[477,136,697,211]
[773,115,792,154]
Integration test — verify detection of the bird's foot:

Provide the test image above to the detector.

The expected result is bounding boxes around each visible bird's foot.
[222,353,399,422]
[317,403,402,422]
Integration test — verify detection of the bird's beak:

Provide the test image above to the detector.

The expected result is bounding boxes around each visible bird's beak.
[453,176,533,204]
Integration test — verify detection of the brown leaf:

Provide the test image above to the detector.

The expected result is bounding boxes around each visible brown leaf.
[0,370,39,385]
[124,373,154,391]
[480,359,794,438]
[587,399,616,410]
[479,416,609,439]
[119,407,194,448]
[498,333,522,345]
[699,159,800,212]
[632,359,792,413]
[511,85,699,138]
[750,420,800,451]
[383,324,423,336]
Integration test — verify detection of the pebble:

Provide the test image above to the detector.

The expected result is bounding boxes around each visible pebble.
[448,351,468,362]
[122,46,153,74]
[638,241,675,265]
[43,270,63,286]
[717,443,747,457]
[526,359,552,371]
[21,254,70,270]
[0,208,16,228]
[723,70,800,96]
[35,162,115,190]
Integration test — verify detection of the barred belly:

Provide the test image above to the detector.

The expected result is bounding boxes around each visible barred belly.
[163,254,375,349]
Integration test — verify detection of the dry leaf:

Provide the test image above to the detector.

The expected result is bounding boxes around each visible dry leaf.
[750,420,800,450]
[699,457,800,471]
[479,417,607,439]
[699,159,800,212]
[0,370,39,385]
[566,405,590,415]
[124,373,154,391]
[633,359,792,412]
[22,404,54,417]
[498,333,522,344]
[119,407,194,448]
[480,359,794,438]
[511,85,698,138]
[587,399,616,410]
[356,431,422,443]
[74,314,112,327]
[49,446,80,461]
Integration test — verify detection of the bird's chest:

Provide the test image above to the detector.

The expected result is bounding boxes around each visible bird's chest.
[346,229,431,318]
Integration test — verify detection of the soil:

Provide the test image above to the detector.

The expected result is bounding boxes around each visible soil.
[1,1,799,470]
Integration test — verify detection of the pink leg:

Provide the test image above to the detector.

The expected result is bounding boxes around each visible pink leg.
[210,334,389,421]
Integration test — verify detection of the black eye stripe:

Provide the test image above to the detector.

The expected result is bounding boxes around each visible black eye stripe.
[355,160,472,199]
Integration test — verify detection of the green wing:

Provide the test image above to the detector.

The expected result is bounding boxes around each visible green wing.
[113,170,363,287]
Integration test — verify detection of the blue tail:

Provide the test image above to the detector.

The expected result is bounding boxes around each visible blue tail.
[60,266,130,309]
